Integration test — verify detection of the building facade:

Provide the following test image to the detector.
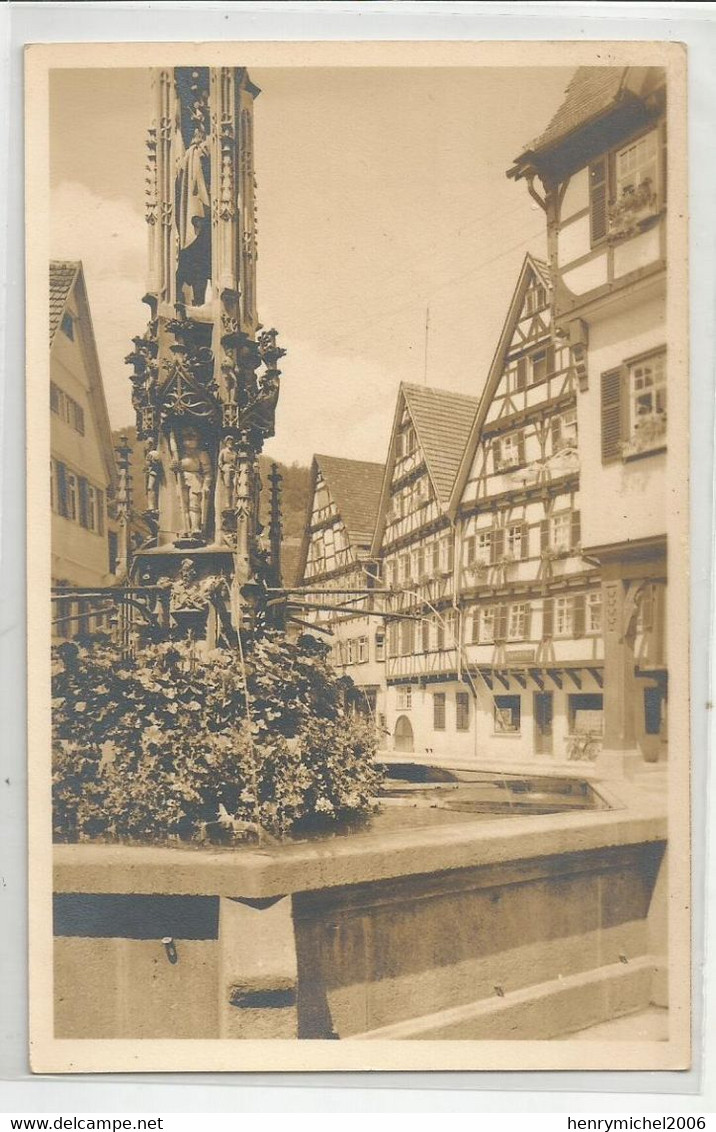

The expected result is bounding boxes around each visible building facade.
[508,66,668,768]
[370,384,478,759]
[50,261,118,637]
[297,455,386,732]
[448,254,604,766]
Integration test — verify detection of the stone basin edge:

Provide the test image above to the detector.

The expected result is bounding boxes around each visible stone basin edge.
[53,787,667,901]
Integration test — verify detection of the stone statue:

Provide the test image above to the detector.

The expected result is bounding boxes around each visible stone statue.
[169,425,213,539]
[144,447,163,513]
[175,127,211,306]
[218,436,239,511]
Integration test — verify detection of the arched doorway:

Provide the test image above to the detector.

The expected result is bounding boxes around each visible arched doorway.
[394,715,414,753]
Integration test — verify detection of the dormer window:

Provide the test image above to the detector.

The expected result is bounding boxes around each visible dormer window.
[590,127,664,247]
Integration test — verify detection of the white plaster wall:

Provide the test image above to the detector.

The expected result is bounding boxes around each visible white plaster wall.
[562,253,608,296]
[560,168,589,223]
[579,292,666,550]
[558,215,591,268]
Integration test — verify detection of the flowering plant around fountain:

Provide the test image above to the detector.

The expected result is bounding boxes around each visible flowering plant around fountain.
[52,631,382,844]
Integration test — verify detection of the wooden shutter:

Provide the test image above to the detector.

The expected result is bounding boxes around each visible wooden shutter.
[517,430,526,465]
[490,527,505,564]
[465,536,475,565]
[520,521,529,559]
[601,369,624,462]
[551,415,561,449]
[540,518,550,553]
[571,510,581,549]
[589,158,608,243]
[471,608,480,644]
[573,594,586,638]
[542,598,554,638]
[516,357,527,391]
[545,343,555,376]
[78,477,89,528]
[56,461,68,518]
[422,618,431,653]
[523,603,533,639]
[495,604,508,641]
[447,538,454,574]
[493,438,502,472]
[96,489,105,536]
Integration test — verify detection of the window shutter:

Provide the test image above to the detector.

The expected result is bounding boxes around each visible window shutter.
[56,462,68,518]
[573,594,586,638]
[516,357,527,391]
[465,536,475,565]
[495,604,508,641]
[601,369,624,462]
[640,584,654,630]
[446,538,454,574]
[543,597,554,638]
[471,608,480,644]
[493,438,502,471]
[78,477,89,529]
[589,158,607,243]
[545,344,555,376]
[520,521,529,559]
[540,518,550,553]
[523,603,533,639]
[517,430,526,465]
[96,489,105,536]
[422,618,431,653]
[571,510,581,549]
[491,527,505,564]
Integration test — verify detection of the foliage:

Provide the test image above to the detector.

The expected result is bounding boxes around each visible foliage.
[52,632,382,844]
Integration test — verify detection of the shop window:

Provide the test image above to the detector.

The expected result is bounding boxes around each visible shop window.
[494,694,521,734]
[568,693,604,734]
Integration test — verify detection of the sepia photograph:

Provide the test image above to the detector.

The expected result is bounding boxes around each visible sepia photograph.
[26,39,690,1073]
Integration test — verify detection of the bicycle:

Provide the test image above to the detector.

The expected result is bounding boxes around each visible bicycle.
[565,730,602,762]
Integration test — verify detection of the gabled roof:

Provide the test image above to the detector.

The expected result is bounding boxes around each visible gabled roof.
[448,253,553,516]
[296,454,384,583]
[50,260,118,493]
[508,67,666,185]
[50,261,80,345]
[371,382,479,556]
[527,67,628,156]
[315,454,384,545]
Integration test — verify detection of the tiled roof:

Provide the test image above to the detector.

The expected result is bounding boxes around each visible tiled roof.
[50,260,80,344]
[315,454,385,546]
[529,255,552,291]
[403,384,479,506]
[527,67,627,155]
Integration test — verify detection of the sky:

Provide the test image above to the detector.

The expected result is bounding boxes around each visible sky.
[50,65,572,468]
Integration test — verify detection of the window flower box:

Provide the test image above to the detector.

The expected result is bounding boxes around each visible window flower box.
[608,179,659,242]
[621,412,667,457]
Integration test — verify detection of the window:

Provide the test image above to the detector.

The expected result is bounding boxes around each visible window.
[507,602,530,642]
[421,617,431,653]
[387,622,399,657]
[529,345,554,385]
[544,594,586,639]
[465,535,476,566]
[494,694,521,734]
[375,632,385,662]
[435,616,445,651]
[586,591,602,634]
[444,608,457,647]
[591,128,663,247]
[60,312,74,340]
[478,606,495,643]
[525,283,547,315]
[505,521,527,560]
[399,553,411,583]
[644,686,664,736]
[551,409,578,454]
[433,692,446,731]
[397,685,412,711]
[439,536,454,575]
[65,471,78,522]
[615,130,658,202]
[431,542,440,574]
[456,692,470,732]
[50,383,85,435]
[493,431,525,472]
[541,510,580,557]
[601,350,667,461]
[108,530,119,575]
[568,694,604,735]
[356,637,368,664]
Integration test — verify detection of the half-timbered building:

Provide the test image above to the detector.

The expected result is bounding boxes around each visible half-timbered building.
[297,454,386,732]
[448,253,603,765]
[508,67,668,770]
[371,383,478,757]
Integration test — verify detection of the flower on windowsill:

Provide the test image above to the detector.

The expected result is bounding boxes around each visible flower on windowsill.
[620,412,667,457]
[608,179,659,240]
[542,546,571,562]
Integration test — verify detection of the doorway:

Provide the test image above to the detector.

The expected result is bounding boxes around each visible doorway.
[394,715,414,753]
[533,692,553,756]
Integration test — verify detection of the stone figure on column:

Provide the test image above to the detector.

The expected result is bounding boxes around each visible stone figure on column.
[169,425,214,540]
[144,447,163,514]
